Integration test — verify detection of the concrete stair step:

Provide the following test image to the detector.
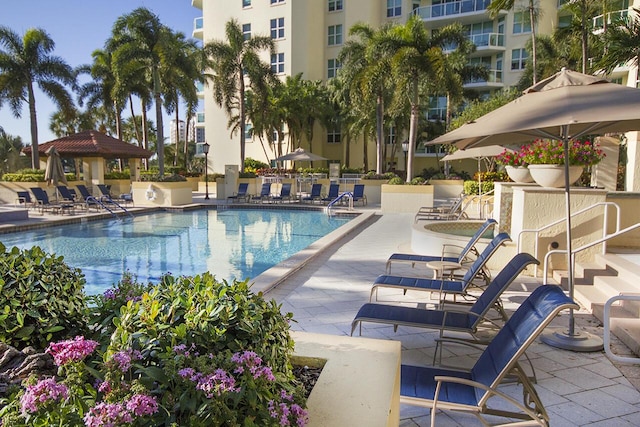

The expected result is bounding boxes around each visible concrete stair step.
[574,284,609,311]
[591,303,640,356]
[595,253,640,282]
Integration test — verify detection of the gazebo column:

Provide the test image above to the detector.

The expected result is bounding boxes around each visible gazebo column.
[625,131,640,192]
[82,157,105,194]
[130,158,141,182]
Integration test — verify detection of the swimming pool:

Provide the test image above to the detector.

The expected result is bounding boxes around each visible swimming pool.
[1,209,351,295]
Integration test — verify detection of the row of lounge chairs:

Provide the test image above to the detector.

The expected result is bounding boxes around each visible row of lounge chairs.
[15,184,132,215]
[348,217,575,426]
[227,183,367,206]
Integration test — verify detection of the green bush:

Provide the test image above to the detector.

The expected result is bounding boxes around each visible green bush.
[139,173,187,182]
[387,176,405,185]
[104,171,131,179]
[410,177,426,185]
[362,171,396,180]
[464,180,495,195]
[0,243,88,350]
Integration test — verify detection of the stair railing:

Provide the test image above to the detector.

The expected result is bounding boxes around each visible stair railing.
[542,221,640,284]
[517,201,621,277]
[604,293,640,364]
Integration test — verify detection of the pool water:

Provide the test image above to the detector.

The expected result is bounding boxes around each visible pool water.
[1,209,350,295]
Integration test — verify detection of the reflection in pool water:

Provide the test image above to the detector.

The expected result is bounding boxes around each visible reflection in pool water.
[1,209,351,295]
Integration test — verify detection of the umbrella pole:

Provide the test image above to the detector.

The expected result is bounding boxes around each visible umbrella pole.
[540,129,603,351]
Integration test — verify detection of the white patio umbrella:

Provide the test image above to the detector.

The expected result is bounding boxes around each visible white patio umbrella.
[275,148,327,162]
[441,145,510,193]
[429,68,640,351]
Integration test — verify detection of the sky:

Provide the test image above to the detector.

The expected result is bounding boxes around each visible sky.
[0,0,202,145]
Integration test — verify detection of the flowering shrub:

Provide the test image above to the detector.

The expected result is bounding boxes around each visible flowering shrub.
[0,272,308,426]
[521,139,605,166]
[496,148,527,167]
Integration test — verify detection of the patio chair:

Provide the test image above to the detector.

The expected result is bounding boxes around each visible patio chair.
[399,285,576,426]
[251,183,272,203]
[385,218,497,274]
[321,183,339,204]
[414,194,467,222]
[227,182,249,203]
[15,191,35,209]
[301,183,322,204]
[352,253,539,361]
[370,232,511,303]
[57,185,86,210]
[76,184,102,211]
[351,184,367,206]
[30,187,74,215]
[270,182,292,203]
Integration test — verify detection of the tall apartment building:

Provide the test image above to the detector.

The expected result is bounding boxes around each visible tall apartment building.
[191,0,640,188]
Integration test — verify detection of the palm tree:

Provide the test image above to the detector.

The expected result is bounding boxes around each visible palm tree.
[598,8,640,85]
[0,26,75,168]
[110,7,183,176]
[339,23,395,174]
[488,0,539,84]
[204,19,274,173]
[385,16,467,182]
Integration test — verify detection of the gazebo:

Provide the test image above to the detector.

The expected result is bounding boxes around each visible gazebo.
[22,130,153,193]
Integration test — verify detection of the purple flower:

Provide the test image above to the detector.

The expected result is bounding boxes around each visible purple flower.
[103,289,118,300]
[110,349,140,372]
[47,336,99,366]
[83,402,133,427]
[173,344,187,354]
[20,378,68,415]
[126,394,158,416]
[195,369,239,397]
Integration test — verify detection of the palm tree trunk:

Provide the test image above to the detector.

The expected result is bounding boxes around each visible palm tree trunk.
[581,0,588,73]
[407,79,419,183]
[376,94,384,174]
[239,72,246,173]
[153,69,165,176]
[363,135,369,171]
[184,115,190,169]
[174,106,180,167]
[27,83,40,168]
[129,95,142,147]
[529,3,537,84]
[142,100,149,171]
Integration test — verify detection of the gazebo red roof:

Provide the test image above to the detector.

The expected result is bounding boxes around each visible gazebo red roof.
[22,130,153,159]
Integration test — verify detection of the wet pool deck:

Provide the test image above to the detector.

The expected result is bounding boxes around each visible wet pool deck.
[1,196,639,426]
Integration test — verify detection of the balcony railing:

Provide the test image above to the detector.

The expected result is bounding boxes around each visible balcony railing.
[466,69,503,84]
[413,0,491,20]
[593,9,629,30]
[468,32,505,48]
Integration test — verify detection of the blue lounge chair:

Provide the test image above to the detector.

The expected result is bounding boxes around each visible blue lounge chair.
[321,184,339,203]
[251,183,272,203]
[228,183,249,203]
[57,185,86,210]
[75,184,102,210]
[351,184,367,206]
[301,183,322,204]
[385,218,497,274]
[15,191,35,209]
[270,182,292,203]
[352,253,539,344]
[30,187,74,215]
[399,285,576,426]
[370,232,511,303]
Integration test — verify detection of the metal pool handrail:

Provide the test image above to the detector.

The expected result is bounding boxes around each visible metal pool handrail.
[604,293,640,364]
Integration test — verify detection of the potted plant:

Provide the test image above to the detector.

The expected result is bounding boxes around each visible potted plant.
[496,148,534,183]
[520,139,605,187]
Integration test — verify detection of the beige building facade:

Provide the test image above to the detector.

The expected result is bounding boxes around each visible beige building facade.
[191,0,640,190]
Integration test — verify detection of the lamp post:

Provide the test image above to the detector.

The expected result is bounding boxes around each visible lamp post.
[401,140,409,180]
[203,142,210,200]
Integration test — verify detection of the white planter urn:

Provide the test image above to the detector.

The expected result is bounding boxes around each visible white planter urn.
[505,166,534,183]
[528,164,584,188]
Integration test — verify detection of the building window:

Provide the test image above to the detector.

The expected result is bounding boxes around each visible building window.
[327,58,341,78]
[327,128,341,144]
[270,0,285,4]
[511,48,528,70]
[271,52,285,73]
[328,24,343,46]
[386,126,396,145]
[270,17,285,39]
[242,23,251,40]
[328,0,343,12]
[513,12,531,34]
[387,0,402,17]
[243,0,251,7]
[244,123,253,140]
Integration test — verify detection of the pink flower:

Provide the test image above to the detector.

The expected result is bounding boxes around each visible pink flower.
[196,369,239,397]
[47,336,99,366]
[83,402,133,427]
[126,394,159,416]
[20,378,68,415]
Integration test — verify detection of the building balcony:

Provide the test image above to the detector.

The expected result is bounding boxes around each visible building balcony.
[468,32,505,56]
[196,112,205,127]
[412,0,504,25]
[192,0,203,10]
[193,17,203,40]
[463,69,504,89]
[592,9,630,33]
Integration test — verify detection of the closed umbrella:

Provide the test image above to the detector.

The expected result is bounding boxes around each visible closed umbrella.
[44,146,67,186]
[429,68,640,352]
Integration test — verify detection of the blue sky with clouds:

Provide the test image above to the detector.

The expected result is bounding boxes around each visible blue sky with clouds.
[0,0,201,145]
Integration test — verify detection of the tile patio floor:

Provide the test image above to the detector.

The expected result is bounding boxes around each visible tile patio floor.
[266,212,640,427]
